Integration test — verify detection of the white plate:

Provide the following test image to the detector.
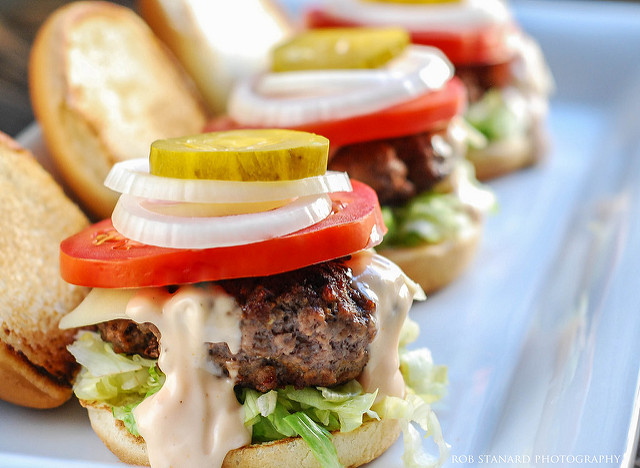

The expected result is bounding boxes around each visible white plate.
[4,1,640,467]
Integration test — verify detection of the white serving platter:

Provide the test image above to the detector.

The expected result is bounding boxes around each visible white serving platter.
[2,1,640,467]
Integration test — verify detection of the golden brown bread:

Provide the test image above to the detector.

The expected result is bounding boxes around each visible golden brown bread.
[29,1,208,219]
[467,133,537,181]
[83,401,401,468]
[377,213,483,294]
[138,0,295,115]
[0,131,89,409]
[467,115,549,181]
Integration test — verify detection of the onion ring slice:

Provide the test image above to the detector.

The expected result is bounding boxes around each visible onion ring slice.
[228,45,453,127]
[105,158,352,203]
[111,193,333,249]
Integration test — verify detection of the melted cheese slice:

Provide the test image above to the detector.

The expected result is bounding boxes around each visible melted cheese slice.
[59,287,137,329]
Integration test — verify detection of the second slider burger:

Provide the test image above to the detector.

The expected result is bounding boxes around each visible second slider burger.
[206,28,495,293]
[58,129,449,467]
[306,0,554,180]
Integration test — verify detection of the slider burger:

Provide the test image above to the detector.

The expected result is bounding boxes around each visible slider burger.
[58,129,449,467]
[306,0,554,180]
[206,27,495,293]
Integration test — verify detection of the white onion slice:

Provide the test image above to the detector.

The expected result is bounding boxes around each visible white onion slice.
[322,0,511,32]
[105,158,352,203]
[256,69,390,96]
[228,45,453,127]
[140,199,294,217]
[112,193,332,249]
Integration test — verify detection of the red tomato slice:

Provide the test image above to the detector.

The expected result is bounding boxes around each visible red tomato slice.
[294,78,465,149]
[305,8,518,66]
[60,181,386,288]
[205,78,466,152]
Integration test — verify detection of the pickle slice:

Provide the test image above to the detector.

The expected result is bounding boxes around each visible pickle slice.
[271,27,409,72]
[149,129,329,181]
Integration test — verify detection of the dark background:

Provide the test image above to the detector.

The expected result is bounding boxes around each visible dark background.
[0,0,135,138]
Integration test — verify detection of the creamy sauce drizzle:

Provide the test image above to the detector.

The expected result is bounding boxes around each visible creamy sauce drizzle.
[126,284,250,468]
[347,251,425,401]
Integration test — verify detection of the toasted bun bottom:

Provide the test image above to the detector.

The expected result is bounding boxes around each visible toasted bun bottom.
[377,217,482,294]
[83,402,401,467]
[0,342,72,409]
[466,133,538,181]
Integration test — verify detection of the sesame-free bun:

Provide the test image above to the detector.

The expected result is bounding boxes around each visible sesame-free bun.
[0,132,89,409]
[466,112,549,181]
[467,133,537,181]
[29,1,207,219]
[138,0,295,115]
[83,401,401,467]
[377,214,482,294]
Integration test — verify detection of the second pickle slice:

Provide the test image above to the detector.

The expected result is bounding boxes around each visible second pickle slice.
[149,129,329,181]
[271,27,410,72]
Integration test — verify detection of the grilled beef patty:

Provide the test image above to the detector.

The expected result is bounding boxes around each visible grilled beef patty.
[328,126,457,205]
[96,259,376,392]
[455,58,516,103]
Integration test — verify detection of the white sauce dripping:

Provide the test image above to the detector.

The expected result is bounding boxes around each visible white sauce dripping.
[126,284,250,468]
[347,251,425,401]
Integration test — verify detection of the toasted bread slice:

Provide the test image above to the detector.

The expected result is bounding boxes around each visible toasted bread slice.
[29,1,208,219]
[0,131,89,409]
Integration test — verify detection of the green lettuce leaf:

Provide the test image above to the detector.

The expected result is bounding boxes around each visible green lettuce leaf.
[284,412,342,468]
[68,331,165,435]
[381,192,474,248]
[465,88,527,142]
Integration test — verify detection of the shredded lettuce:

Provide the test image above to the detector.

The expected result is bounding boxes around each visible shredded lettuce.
[382,318,451,467]
[399,319,448,405]
[465,88,528,143]
[69,321,450,467]
[284,413,342,468]
[68,331,165,436]
[239,380,379,466]
[381,191,475,248]
[381,159,496,250]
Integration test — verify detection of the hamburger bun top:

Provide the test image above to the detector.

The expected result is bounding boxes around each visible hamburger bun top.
[0,131,89,409]
[138,0,295,115]
[29,1,208,219]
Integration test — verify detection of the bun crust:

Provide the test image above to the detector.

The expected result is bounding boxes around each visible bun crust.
[29,1,207,219]
[83,401,401,468]
[377,215,482,294]
[467,121,548,181]
[0,132,89,408]
[466,134,535,181]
